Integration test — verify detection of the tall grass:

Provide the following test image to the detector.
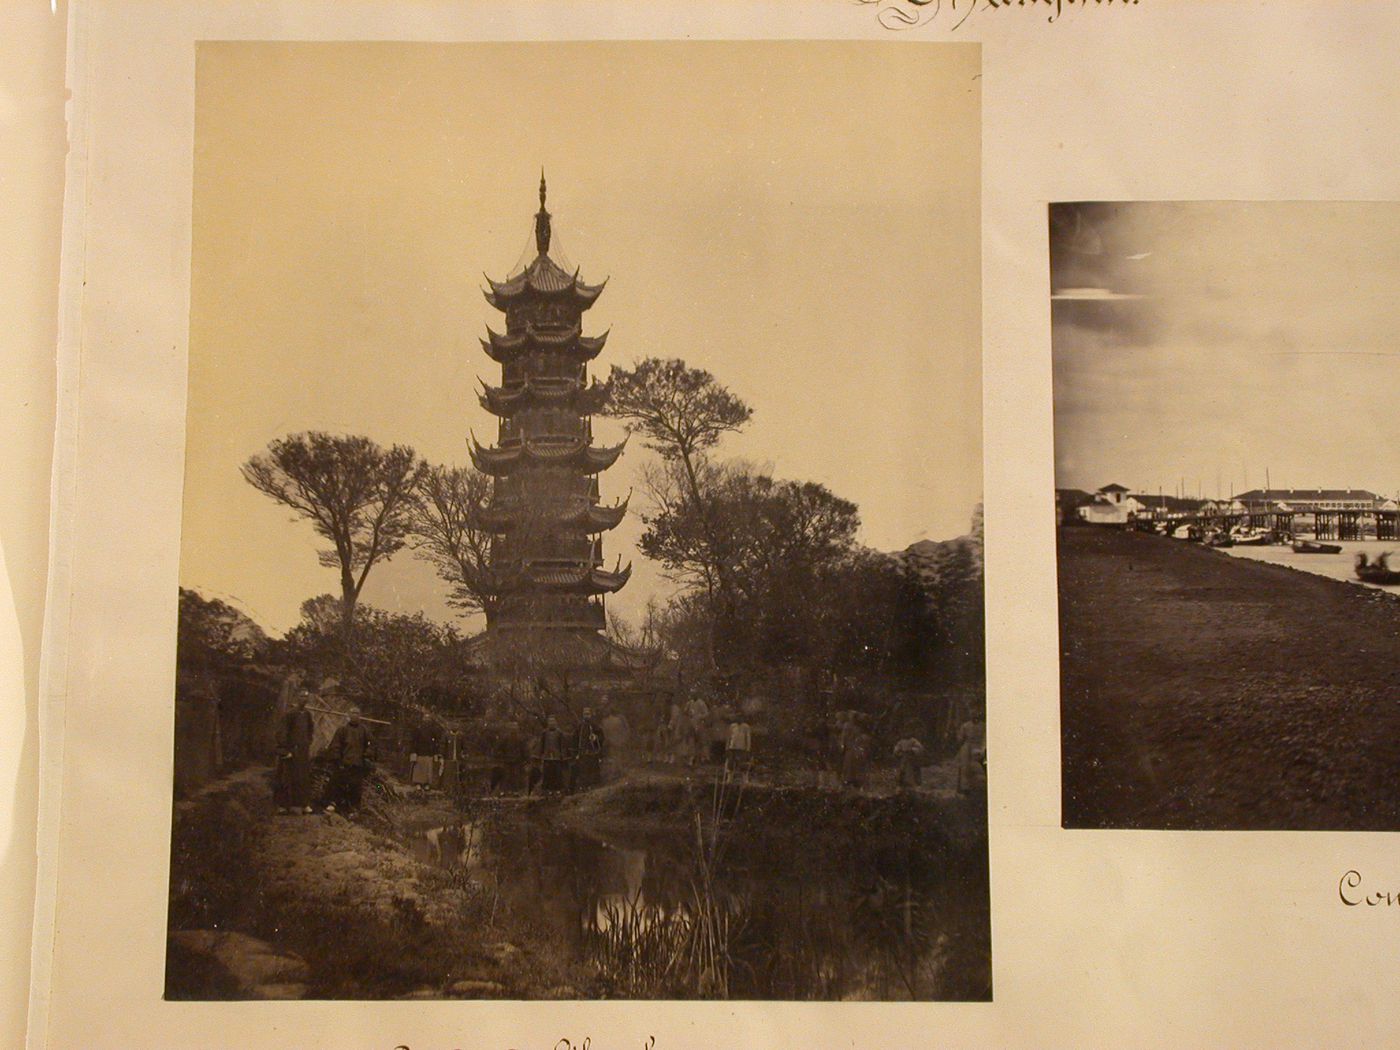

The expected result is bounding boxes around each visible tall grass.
[583,765,752,998]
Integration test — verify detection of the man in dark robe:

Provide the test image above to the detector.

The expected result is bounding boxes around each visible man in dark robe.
[439,729,465,795]
[274,694,315,813]
[490,720,526,795]
[539,717,566,793]
[574,707,604,790]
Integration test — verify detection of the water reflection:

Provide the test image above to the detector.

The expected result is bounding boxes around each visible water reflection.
[409,822,484,870]
[412,811,990,1001]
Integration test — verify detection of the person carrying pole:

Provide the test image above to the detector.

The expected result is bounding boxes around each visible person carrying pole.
[325,712,376,816]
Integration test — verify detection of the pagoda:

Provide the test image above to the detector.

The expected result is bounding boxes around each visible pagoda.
[471,174,631,640]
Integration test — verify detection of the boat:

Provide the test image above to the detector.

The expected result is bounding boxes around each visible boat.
[1231,531,1270,546]
[1202,530,1233,548]
[1355,551,1400,584]
[1293,539,1342,554]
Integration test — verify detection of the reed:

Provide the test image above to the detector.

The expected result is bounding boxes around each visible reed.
[584,766,752,998]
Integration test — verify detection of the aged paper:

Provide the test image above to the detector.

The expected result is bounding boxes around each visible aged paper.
[0,5,65,1050]
[28,0,1400,1047]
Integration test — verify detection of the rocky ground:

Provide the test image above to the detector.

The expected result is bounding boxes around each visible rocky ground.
[166,770,587,1000]
[1059,526,1400,830]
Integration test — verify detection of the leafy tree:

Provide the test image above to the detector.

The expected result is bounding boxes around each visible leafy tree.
[279,601,474,718]
[914,540,984,679]
[730,474,862,665]
[640,463,863,669]
[344,608,469,715]
[408,463,498,619]
[296,593,346,637]
[814,549,961,686]
[896,508,986,682]
[241,432,424,644]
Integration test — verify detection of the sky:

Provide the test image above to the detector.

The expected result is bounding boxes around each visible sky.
[179,42,982,637]
[1052,201,1400,501]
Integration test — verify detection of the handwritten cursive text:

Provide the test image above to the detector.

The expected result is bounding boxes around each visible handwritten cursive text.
[1338,870,1400,906]
[861,0,1142,33]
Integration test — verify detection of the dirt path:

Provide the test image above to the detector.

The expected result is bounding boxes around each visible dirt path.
[1059,526,1400,829]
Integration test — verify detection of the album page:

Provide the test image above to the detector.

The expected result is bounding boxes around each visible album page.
[24,1,1400,1047]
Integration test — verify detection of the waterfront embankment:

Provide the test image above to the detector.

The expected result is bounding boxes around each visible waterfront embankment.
[1059,526,1400,830]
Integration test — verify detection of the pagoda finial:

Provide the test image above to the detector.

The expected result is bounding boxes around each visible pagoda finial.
[535,169,551,256]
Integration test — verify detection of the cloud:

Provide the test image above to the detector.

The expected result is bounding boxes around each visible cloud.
[1052,201,1400,496]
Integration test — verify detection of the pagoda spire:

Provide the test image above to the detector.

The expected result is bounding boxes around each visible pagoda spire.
[534,168,551,256]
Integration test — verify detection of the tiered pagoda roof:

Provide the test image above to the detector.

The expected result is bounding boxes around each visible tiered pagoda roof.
[469,434,627,476]
[479,324,610,363]
[483,263,607,311]
[475,493,631,535]
[478,376,610,417]
[479,559,633,597]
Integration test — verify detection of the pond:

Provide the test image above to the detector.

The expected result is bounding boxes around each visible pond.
[409,799,990,1001]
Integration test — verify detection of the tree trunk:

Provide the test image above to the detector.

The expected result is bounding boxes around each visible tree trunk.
[677,448,734,676]
[339,571,359,671]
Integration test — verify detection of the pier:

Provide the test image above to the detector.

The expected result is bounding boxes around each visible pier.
[1128,505,1400,541]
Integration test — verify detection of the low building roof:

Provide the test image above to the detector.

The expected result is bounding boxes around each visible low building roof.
[1232,488,1380,502]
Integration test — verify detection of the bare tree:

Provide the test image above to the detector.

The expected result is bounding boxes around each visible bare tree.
[241,432,423,645]
[484,629,596,727]
[606,597,669,659]
[408,463,499,619]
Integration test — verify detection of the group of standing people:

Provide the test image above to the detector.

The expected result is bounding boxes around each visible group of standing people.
[271,695,376,817]
[408,725,466,796]
[814,711,928,792]
[654,697,753,771]
[270,690,972,811]
[485,707,611,796]
[527,708,607,795]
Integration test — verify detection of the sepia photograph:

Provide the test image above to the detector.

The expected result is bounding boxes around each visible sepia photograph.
[165,41,988,1002]
[1053,200,1400,831]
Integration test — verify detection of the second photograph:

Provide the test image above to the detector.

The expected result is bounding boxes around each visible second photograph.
[1053,200,1400,831]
